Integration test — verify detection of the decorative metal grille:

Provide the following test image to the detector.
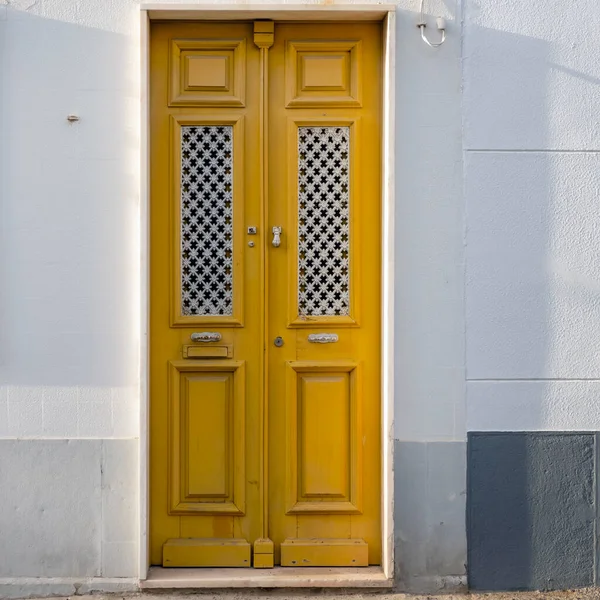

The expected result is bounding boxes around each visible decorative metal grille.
[298,126,350,316]
[181,125,233,316]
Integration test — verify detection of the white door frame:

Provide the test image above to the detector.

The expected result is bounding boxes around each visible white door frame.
[139,4,396,584]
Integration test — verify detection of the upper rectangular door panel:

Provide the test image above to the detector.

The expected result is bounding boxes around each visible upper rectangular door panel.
[170,38,247,106]
[285,40,362,107]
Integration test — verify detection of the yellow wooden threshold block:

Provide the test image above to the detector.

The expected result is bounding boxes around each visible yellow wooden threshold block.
[253,553,274,568]
[163,538,251,567]
[253,538,274,569]
[280,538,368,567]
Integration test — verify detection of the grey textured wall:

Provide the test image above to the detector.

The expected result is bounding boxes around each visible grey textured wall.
[467,433,597,591]
[394,441,467,592]
[0,440,138,582]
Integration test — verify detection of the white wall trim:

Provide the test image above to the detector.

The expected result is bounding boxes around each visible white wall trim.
[381,10,396,581]
[139,8,150,581]
[142,3,395,21]
[139,4,396,583]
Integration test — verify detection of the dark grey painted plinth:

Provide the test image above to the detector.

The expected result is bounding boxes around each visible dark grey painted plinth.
[467,432,597,591]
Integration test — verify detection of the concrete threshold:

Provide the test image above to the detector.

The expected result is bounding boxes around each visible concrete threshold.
[142,566,393,589]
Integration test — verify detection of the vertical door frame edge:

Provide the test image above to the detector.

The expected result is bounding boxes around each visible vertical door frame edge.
[139,4,396,583]
[140,6,151,581]
[381,10,396,582]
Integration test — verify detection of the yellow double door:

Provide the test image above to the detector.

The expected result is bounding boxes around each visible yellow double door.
[150,20,382,569]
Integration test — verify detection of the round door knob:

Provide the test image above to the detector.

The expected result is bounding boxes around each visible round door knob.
[274,336,284,347]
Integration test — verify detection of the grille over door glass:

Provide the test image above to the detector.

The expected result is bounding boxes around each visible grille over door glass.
[298,126,350,317]
[181,125,233,316]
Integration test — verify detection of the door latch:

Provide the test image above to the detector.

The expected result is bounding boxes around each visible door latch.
[272,226,282,247]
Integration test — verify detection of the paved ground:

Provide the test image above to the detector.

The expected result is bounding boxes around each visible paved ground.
[27,590,600,600]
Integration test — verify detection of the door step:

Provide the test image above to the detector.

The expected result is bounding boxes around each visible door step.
[280,538,368,567]
[162,538,251,567]
[142,566,392,588]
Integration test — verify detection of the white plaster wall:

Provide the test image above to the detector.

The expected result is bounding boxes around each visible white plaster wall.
[6,0,598,466]
[0,0,140,439]
[0,2,142,583]
[15,0,600,583]
[0,0,576,581]
[0,0,465,443]
[394,0,465,443]
[0,440,138,578]
[464,0,600,431]
[0,0,462,588]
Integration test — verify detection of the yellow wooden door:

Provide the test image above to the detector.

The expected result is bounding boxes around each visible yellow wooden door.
[149,22,263,567]
[267,22,382,567]
[150,20,381,569]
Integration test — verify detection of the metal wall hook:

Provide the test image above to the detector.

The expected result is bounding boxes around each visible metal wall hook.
[417,0,447,48]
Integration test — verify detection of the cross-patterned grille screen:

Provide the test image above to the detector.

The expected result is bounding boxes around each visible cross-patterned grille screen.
[181,125,233,316]
[298,126,351,316]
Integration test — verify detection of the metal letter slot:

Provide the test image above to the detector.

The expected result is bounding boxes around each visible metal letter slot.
[307,333,339,344]
[191,331,222,343]
[183,345,232,359]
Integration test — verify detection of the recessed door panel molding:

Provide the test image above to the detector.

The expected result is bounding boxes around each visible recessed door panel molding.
[170,38,247,106]
[285,40,362,107]
[287,118,361,327]
[285,362,362,515]
[170,114,245,327]
[168,360,246,515]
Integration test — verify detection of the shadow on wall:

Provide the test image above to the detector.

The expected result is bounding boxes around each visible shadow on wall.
[464,10,599,592]
[392,0,590,589]
[0,7,140,389]
[0,5,141,581]
[462,17,550,593]
[2,0,595,589]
